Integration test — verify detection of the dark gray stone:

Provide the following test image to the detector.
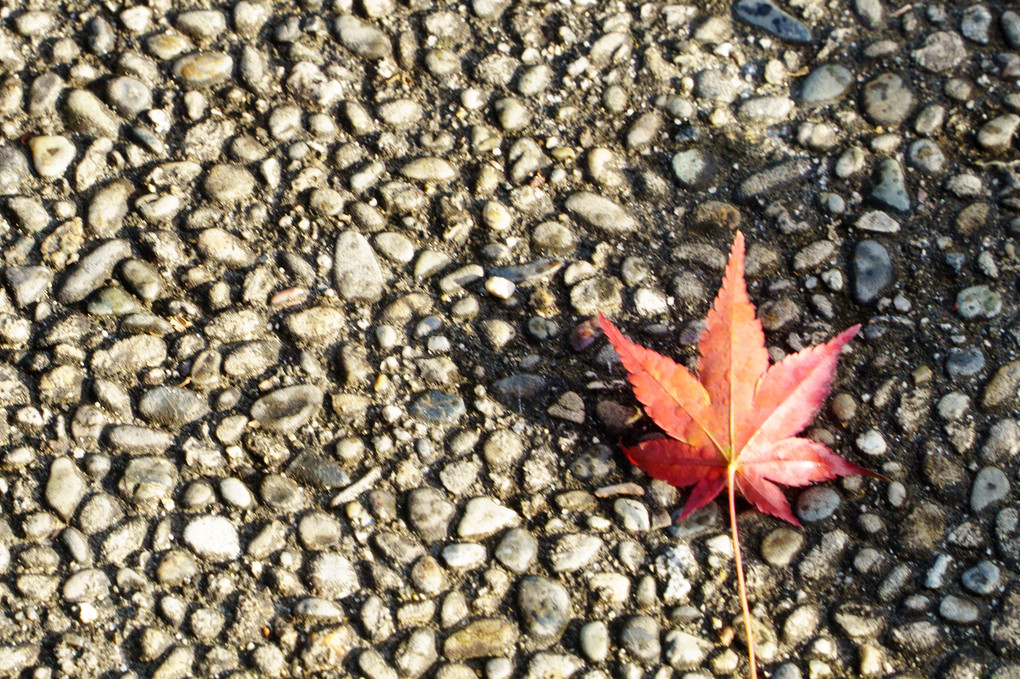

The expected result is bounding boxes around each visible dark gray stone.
[853,240,893,304]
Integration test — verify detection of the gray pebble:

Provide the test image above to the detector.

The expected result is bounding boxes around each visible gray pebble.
[334,230,385,302]
[106,425,173,455]
[138,387,209,427]
[119,457,178,506]
[946,348,985,377]
[64,89,122,137]
[957,285,1002,320]
[799,64,853,104]
[204,164,255,204]
[620,615,661,663]
[45,458,87,521]
[184,515,240,562]
[4,266,54,308]
[971,467,1009,512]
[961,5,992,43]
[733,0,812,42]
[59,239,132,304]
[853,240,894,304]
[863,73,914,127]
[962,560,1000,595]
[912,32,967,73]
[871,158,911,212]
[335,16,392,60]
[106,76,152,118]
[796,486,841,522]
[251,385,323,434]
[518,576,571,646]
[495,528,538,573]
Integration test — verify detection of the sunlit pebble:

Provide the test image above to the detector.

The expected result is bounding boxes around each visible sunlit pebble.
[570,317,602,352]
[269,286,309,309]
[485,276,516,299]
[79,603,99,624]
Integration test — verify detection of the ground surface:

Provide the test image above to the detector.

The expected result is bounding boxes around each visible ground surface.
[0,0,1018,678]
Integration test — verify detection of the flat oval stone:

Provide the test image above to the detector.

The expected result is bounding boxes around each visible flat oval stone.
[444,619,519,661]
[565,191,637,234]
[800,64,853,104]
[411,390,466,423]
[203,165,255,204]
[184,515,240,562]
[400,157,457,183]
[173,52,233,85]
[138,387,210,427]
[59,239,132,304]
[251,385,324,434]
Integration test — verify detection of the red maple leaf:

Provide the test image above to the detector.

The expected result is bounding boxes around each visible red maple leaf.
[599,231,879,679]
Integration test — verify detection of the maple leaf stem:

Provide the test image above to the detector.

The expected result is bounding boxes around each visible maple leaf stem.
[728,464,757,679]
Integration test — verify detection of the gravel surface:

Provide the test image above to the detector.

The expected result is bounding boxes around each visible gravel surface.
[0,0,1018,677]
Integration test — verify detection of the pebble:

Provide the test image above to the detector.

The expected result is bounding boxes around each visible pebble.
[495,528,538,573]
[550,534,603,572]
[800,65,853,104]
[400,158,458,183]
[444,619,519,661]
[614,498,650,531]
[29,136,75,178]
[565,191,637,234]
[853,240,894,304]
[956,285,1002,320]
[961,5,992,43]
[738,159,812,200]
[173,52,234,85]
[871,158,910,212]
[106,425,173,455]
[795,487,841,522]
[494,97,530,131]
[620,615,661,662]
[733,0,812,43]
[518,576,571,646]
[65,89,122,137]
[912,32,967,73]
[977,114,1020,152]
[411,391,466,423]
[760,528,804,567]
[335,15,392,60]
[59,239,132,304]
[250,385,323,434]
[119,457,178,506]
[863,73,914,127]
[672,149,714,187]
[107,76,152,118]
[45,458,87,521]
[334,230,385,302]
[5,266,54,307]
[856,210,900,233]
[458,497,520,540]
[203,164,255,204]
[971,467,1009,512]
[138,387,209,428]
